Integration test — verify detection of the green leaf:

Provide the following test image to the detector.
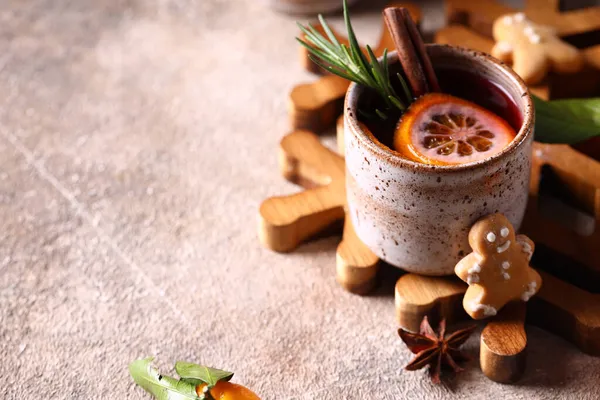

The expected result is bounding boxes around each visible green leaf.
[533,95,600,144]
[175,361,234,388]
[129,358,201,400]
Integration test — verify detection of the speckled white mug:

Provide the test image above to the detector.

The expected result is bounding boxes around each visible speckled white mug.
[344,45,534,275]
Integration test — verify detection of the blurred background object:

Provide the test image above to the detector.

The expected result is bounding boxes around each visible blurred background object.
[261,0,361,15]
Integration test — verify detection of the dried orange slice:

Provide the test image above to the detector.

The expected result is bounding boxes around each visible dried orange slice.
[394,93,516,165]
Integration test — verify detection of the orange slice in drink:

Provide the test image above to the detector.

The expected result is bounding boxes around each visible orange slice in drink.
[393,93,516,165]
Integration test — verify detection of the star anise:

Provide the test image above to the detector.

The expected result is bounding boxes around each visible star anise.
[398,317,477,384]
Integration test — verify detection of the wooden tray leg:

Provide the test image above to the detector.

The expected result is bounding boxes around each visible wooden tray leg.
[480,302,527,383]
[336,215,379,295]
[394,274,468,332]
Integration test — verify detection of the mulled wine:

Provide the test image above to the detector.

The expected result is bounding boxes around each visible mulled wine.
[361,67,523,166]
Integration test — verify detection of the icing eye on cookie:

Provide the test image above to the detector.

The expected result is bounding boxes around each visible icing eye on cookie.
[500,227,510,238]
[486,232,496,242]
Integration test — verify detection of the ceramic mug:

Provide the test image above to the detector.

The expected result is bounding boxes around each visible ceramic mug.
[344,45,534,276]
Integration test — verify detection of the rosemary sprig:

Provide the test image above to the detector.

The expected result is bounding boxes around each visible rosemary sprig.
[296,0,411,118]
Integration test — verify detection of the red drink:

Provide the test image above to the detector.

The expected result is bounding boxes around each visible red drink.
[363,68,523,165]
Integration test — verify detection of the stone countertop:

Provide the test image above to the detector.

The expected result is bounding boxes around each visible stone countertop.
[1,0,599,399]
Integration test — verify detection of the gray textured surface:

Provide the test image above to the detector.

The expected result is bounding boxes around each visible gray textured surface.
[1,0,599,399]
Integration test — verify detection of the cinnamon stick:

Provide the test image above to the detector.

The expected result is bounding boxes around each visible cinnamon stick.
[384,7,428,97]
[383,7,440,97]
[400,8,440,93]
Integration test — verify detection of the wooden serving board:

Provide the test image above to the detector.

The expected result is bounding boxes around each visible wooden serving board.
[260,0,600,385]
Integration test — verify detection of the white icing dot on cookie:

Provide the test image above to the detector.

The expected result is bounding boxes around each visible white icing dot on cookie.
[468,263,481,274]
[529,34,542,44]
[521,241,533,255]
[524,26,535,36]
[500,227,509,238]
[502,261,510,269]
[471,293,498,317]
[486,232,496,242]
[471,302,498,317]
[495,41,513,56]
[503,272,511,280]
[467,263,481,285]
[514,12,526,22]
[521,281,538,301]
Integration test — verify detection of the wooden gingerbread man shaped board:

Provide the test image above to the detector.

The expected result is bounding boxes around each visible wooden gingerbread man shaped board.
[258,130,379,294]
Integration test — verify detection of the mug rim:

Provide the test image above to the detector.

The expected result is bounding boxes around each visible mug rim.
[344,44,534,172]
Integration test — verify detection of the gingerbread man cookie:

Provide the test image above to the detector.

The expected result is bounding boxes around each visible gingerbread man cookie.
[491,12,584,85]
[455,214,542,320]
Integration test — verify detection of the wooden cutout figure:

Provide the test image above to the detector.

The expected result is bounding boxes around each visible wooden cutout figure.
[289,2,421,133]
[258,130,379,294]
[455,214,542,320]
